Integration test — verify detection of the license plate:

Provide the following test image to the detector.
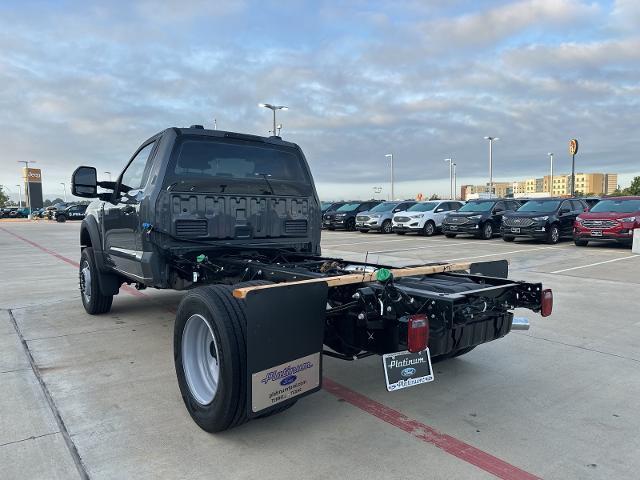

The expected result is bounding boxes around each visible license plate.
[511,227,521,233]
[356,222,363,226]
[382,349,434,392]
[449,225,458,230]
[590,230,603,237]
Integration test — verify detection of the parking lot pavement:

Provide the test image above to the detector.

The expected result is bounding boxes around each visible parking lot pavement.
[1,222,639,479]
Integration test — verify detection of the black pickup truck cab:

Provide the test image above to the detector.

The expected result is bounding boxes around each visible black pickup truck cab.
[501,197,588,244]
[322,200,381,230]
[71,126,552,433]
[443,199,521,239]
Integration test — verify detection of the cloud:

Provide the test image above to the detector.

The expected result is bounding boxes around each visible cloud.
[0,0,638,202]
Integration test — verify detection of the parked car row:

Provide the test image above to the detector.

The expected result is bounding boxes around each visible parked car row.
[322,196,640,248]
[0,203,88,222]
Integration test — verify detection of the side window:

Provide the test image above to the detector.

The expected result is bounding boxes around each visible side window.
[450,202,462,211]
[560,200,572,212]
[397,202,411,211]
[494,201,506,212]
[509,201,520,211]
[121,141,156,191]
[571,200,584,211]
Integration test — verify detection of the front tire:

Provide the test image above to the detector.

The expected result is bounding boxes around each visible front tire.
[445,233,457,238]
[574,238,588,246]
[346,219,356,231]
[422,221,436,236]
[481,222,494,240]
[174,281,295,433]
[79,247,113,314]
[503,235,515,242]
[396,231,405,235]
[381,220,393,234]
[56,215,67,223]
[359,229,369,233]
[546,224,560,244]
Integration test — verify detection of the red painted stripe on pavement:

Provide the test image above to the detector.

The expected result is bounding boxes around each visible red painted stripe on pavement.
[1,225,540,479]
[323,377,540,480]
[0,226,144,297]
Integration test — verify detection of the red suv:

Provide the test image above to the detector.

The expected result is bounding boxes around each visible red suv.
[574,196,640,247]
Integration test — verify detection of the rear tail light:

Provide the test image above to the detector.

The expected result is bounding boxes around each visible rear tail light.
[408,314,429,352]
[541,289,553,317]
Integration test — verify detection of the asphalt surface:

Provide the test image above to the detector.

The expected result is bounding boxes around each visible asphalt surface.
[1,220,639,479]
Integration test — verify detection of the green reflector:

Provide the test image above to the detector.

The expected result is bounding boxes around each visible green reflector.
[196,254,206,263]
[376,268,392,282]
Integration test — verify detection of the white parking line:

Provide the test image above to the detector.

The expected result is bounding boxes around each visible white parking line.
[442,245,565,262]
[550,255,639,274]
[322,238,422,247]
[368,241,478,254]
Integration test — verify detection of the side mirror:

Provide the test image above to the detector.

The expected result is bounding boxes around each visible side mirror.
[435,208,444,213]
[71,166,98,198]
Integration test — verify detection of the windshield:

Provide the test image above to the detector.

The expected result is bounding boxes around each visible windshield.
[517,200,561,212]
[369,202,397,213]
[337,203,361,212]
[165,136,312,195]
[407,202,437,212]
[458,201,495,212]
[590,199,640,213]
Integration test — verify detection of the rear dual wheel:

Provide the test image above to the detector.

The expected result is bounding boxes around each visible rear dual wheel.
[79,247,113,314]
[174,281,296,433]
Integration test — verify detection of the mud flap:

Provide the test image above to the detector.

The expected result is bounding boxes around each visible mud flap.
[244,282,328,417]
[470,260,509,278]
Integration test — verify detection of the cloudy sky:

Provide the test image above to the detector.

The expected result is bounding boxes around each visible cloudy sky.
[1,0,639,201]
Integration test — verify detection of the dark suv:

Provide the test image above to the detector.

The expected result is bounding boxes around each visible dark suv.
[54,204,88,222]
[442,198,521,239]
[323,200,381,231]
[501,197,588,244]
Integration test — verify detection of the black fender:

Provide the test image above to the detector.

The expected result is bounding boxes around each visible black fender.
[80,217,121,296]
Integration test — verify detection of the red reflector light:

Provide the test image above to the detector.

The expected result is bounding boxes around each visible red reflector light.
[408,314,429,353]
[541,289,553,317]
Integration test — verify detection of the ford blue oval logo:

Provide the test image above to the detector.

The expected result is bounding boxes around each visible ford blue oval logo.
[280,375,297,386]
[401,367,416,377]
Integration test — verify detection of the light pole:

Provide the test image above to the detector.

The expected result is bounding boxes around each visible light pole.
[547,153,554,195]
[16,184,22,208]
[453,163,457,200]
[61,182,67,202]
[384,154,394,200]
[484,137,499,197]
[104,171,112,181]
[258,103,288,137]
[17,160,36,217]
[444,158,454,200]
[277,124,282,136]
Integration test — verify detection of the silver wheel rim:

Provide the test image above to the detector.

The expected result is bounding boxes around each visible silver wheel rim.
[182,314,220,405]
[552,228,559,243]
[485,224,492,238]
[426,223,434,235]
[383,222,391,233]
[80,261,91,303]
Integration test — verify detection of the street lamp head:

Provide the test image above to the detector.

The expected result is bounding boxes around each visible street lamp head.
[385,153,393,158]
[259,103,288,111]
[484,136,499,141]
[547,152,553,156]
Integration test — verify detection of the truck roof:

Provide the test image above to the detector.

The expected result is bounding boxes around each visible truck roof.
[148,126,300,150]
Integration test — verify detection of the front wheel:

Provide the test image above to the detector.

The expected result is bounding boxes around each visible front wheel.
[396,231,405,235]
[359,229,369,233]
[481,222,494,240]
[346,219,356,231]
[56,215,67,223]
[174,282,295,433]
[546,225,560,244]
[503,235,515,242]
[574,238,588,247]
[381,220,393,234]
[79,247,113,314]
[445,233,457,238]
[422,221,436,236]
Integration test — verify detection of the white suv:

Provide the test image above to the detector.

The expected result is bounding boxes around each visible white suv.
[392,200,464,236]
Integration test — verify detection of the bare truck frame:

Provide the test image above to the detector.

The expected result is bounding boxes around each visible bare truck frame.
[71,126,553,432]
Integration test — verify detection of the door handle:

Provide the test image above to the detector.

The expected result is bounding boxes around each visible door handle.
[122,205,136,215]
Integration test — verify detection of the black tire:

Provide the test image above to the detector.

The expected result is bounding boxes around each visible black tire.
[79,247,113,314]
[346,218,356,231]
[574,238,588,247]
[56,215,67,223]
[546,224,560,245]
[503,235,515,242]
[480,222,494,240]
[359,229,369,233]
[445,233,457,238]
[422,221,436,236]
[381,220,393,234]
[326,227,335,230]
[396,231,406,235]
[174,281,295,433]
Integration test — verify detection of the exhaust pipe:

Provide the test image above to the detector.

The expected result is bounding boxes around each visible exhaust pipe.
[512,317,530,331]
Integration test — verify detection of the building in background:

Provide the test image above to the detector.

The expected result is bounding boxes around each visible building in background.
[22,167,44,209]
[460,172,618,200]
